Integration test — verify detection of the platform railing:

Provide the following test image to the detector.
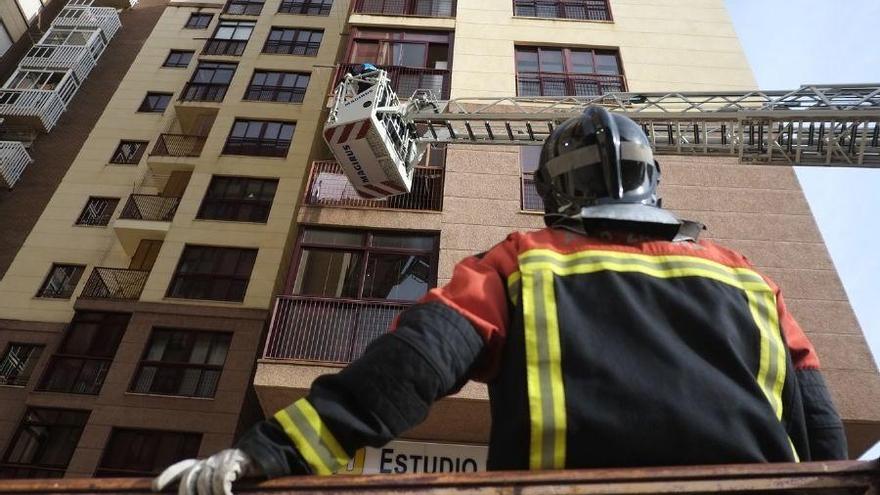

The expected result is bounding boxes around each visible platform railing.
[0,141,33,189]
[305,161,444,211]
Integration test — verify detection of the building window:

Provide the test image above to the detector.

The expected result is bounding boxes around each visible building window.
[95,429,201,477]
[5,70,67,91]
[294,229,437,302]
[515,46,625,96]
[109,140,149,164]
[0,408,90,479]
[520,147,544,211]
[353,0,455,16]
[204,20,255,56]
[278,0,332,15]
[163,50,194,68]
[0,344,44,387]
[167,246,258,302]
[197,176,278,223]
[138,92,173,113]
[184,13,213,29]
[36,264,85,299]
[222,119,295,158]
[75,197,119,226]
[262,28,323,56]
[130,329,232,398]
[244,71,310,103]
[181,62,237,102]
[513,0,611,21]
[38,312,131,395]
[224,0,264,15]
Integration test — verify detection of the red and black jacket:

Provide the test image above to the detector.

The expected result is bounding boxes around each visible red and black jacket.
[237,228,847,476]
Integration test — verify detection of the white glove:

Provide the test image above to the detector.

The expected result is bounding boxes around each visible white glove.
[152,448,258,495]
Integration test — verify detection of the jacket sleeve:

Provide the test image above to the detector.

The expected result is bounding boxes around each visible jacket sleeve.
[775,290,848,460]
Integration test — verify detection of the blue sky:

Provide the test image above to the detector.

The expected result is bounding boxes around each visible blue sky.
[725,0,880,457]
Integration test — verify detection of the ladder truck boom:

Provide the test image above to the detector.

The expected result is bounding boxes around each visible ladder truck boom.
[324,68,880,200]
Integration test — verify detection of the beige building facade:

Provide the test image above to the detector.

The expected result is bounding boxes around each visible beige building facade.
[0,0,877,480]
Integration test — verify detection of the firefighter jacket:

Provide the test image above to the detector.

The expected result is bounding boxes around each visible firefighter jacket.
[236,227,847,477]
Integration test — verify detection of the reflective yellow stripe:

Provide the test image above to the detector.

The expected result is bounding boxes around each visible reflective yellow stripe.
[518,248,798,463]
[543,269,566,469]
[508,271,521,306]
[274,399,350,475]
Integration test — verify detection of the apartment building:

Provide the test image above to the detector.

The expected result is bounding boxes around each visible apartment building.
[0,0,877,480]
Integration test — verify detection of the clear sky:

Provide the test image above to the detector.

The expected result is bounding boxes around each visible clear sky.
[725,0,880,457]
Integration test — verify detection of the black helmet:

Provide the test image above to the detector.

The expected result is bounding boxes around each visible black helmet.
[536,106,674,228]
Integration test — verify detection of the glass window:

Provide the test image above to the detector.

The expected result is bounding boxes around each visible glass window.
[244,70,310,103]
[184,13,213,29]
[95,429,201,477]
[75,197,119,226]
[137,92,172,113]
[263,28,322,56]
[36,264,85,299]
[167,246,257,302]
[515,46,624,96]
[222,119,295,157]
[0,344,44,387]
[513,0,612,21]
[38,312,131,395]
[224,0,264,15]
[520,147,544,211]
[278,0,333,15]
[391,43,427,67]
[182,62,237,102]
[0,408,89,479]
[197,176,278,223]
[109,140,148,164]
[163,50,194,68]
[130,329,231,398]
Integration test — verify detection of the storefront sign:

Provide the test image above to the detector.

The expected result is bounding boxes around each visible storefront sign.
[339,440,488,475]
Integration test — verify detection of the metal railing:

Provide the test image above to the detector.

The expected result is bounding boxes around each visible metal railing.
[20,45,97,81]
[80,267,150,300]
[150,133,207,158]
[180,82,229,102]
[513,0,611,20]
[203,39,248,56]
[0,141,33,189]
[305,161,444,211]
[517,72,626,97]
[51,5,121,40]
[264,295,412,363]
[0,88,68,132]
[353,0,455,17]
[521,172,544,212]
[119,195,180,222]
[336,63,451,99]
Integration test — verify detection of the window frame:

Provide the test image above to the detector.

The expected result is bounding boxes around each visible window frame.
[287,228,439,303]
[95,428,202,477]
[262,27,323,56]
[0,343,44,387]
[277,0,333,15]
[243,70,310,103]
[109,140,149,165]
[75,197,120,227]
[181,61,238,103]
[514,45,626,96]
[224,0,265,15]
[128,328,232,399]
[519,147,544,212]
[184,13,213,29]
[512,0,613,21]
[36,264,85,299]
[137,92,173,113]
[203,20,255,56]
[162,50,194,68]
[196,175,279,223]
[167,245,258,302]
[221,119,296,158]
[0,407,90,478]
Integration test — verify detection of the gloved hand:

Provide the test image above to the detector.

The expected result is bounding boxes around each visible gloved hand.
[152,448,259,495]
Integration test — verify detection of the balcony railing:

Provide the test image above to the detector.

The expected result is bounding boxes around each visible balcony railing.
[19,45,97,81]
[119,194,180,222]
[203,39,248,56]
[180,82,230,102]
[337,63,450,99]
[305,161,444,211]
[513,0,611,21]
[264,295,411,363]
[0,88,68,132]
[353,0,456,17]
[150,133,207,158]
[516,72,626,97]
[52,5,121,40]
[0,141,33,189]
[80,267,149,300]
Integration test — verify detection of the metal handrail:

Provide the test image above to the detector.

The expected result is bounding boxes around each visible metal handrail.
[305,161,444,211]
[119,195,180,221]
[80,267,150,300]
[150,133,207,157]
[353,0,456,17]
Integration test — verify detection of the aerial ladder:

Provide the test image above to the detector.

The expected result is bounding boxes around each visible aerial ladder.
[324,67,880,199]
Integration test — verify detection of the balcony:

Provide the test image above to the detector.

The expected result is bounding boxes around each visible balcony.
[516,71,626,97]
[180,82,230,103]
[0,85,70,133]
[305,161,444,211]
[264,295,411,364]
[337,63,450,99]
[119,194,180,221]
[80,267,149,300]
[203,39,248,56]
[0,141,33,189]
[51,5,122,41]
[0,461,878,494]
[150,133,206,158]
[19,38,104,82]
[352,0,456,17]
[513,0,612,21]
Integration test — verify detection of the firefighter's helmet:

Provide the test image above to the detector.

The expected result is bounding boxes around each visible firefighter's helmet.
[536,106,676,227]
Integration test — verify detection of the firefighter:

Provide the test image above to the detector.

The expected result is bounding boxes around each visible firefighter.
[154,107,847,495]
